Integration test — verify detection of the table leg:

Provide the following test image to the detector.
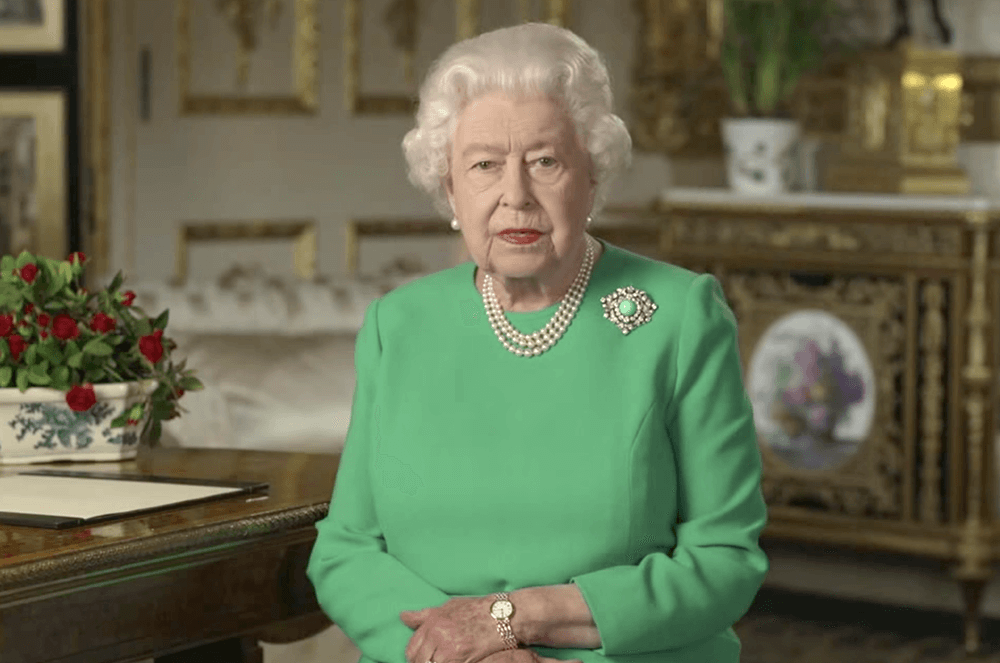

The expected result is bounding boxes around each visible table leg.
[961,578,987,655]
[154,636,263,663]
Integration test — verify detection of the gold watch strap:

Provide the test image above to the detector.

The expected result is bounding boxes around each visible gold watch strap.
[493,592,519,650]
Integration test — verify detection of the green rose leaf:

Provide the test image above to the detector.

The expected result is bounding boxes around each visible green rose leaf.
[24,345,37,365]
[27,365,51,385]
[45,271,67,298]
[67,352,84,368]
[153,309,169,331]
[36,341,62,365]
[82,338,113,356]
[108,271,125,293]
[15,251,34,269]
[136,318,152,337]
[0,366,12,387]
[57,262,73,281]
[84,368,105,382]
[150,419,162,441]
[128,402,144,420]
[109,412,129,427]
[179,376,204,391]
[0,255,13,274]
[65,339,81,356]
[15,367,28,392]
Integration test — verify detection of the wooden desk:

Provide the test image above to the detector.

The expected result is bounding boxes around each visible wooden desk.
[0,447,339,663]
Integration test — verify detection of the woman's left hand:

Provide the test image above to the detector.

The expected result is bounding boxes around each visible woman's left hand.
[401,596,507,663]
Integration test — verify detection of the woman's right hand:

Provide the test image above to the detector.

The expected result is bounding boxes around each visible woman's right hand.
[480,649,582,663]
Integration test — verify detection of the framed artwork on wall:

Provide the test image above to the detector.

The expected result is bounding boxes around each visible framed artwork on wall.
[175,0,319,115]
[0,0,65,53]
[0,90,66,260]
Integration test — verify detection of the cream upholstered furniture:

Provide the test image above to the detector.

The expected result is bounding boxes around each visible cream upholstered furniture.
[129,265,423,454]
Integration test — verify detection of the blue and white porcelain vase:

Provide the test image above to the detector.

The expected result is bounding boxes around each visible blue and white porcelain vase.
[0,379,157,464]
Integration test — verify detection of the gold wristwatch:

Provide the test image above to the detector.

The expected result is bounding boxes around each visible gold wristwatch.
[489,592,519,650]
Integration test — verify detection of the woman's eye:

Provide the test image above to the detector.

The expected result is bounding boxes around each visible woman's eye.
[537,157,557,167]
[474,161,493,170]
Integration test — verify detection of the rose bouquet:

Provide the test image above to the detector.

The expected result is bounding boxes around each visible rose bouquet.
[0,250,203,444]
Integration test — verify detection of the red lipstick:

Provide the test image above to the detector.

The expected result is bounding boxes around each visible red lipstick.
[499,229,542,245]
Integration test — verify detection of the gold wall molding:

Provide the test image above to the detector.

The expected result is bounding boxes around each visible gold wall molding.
[174,219,317,284]
[83,0,112,279]
[176,0,319,115]
[919,280,945,524]
[346,0,571,115]
[344,217,453,275]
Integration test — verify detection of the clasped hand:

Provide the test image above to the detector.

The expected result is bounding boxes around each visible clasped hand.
[400,598,581,663]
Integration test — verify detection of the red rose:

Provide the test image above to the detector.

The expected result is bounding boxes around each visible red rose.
[89,312,116,333]
[67,252,87,265]
[121,291,136,307]
[23,303,33,316]
[7,334,26,362]
[126,418,139,426]
[52,314,80,341]
[17,320,29,328]
[139,329,164,364]
[19,264,37,284]
[37,313,50,327]
[40,330,49,340]
[0,315,12,337]
[174,388,185,398]
[66,384,97,412]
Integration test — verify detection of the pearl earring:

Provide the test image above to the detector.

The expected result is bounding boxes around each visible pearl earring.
[451,218,460,231]
[586,216,593,228]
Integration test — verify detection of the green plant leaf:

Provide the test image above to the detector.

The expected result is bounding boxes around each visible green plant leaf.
[153,309,169,331]
[0,365,12,387]
[128,402,145,420]
[109,412,129,427]
[67,352,84,368]
[65,339,81,356]
[82,338,113,356]
[24,344,37,365]
[36,341,62,365]
[15,367,28,392]
[57,262,73,281]
[179,376,203,391]
[136,317,152,337]
[27,365,51,385]
[150,419,162,443]
[0,255,13,275]
[108,271,125,293]
[15,251,34,269]
[84,368,106,383]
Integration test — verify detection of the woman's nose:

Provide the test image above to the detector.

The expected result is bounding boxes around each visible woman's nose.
[500,161,534,208]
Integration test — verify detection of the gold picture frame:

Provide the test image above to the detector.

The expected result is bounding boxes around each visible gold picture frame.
[344,0,572,115]
[0,0,64,53]
[176,0,319,115]
[726,273,907,520]
[0,90,66,261]
[174,219,317,285]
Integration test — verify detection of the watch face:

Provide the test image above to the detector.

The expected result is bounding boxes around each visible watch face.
[491,600,513,619]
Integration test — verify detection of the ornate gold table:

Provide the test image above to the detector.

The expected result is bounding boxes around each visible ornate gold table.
[0,447,337,663]
[654,188,999,654]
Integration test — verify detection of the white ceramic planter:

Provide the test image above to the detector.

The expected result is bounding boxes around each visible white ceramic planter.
[721,118,801,195]
[0,379,158,464]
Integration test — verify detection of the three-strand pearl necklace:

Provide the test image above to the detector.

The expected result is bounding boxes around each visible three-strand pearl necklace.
[482,235,598,357]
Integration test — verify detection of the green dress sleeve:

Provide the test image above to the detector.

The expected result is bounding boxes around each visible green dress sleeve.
[568,273,769,655]
[307,299,450,663]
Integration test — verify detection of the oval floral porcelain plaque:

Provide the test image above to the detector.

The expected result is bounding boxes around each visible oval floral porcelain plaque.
[747,310,876,471]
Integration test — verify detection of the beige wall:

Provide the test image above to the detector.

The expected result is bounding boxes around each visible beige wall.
[105,0,674,284]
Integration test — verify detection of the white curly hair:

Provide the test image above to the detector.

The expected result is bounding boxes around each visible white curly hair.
[402,22,632,220]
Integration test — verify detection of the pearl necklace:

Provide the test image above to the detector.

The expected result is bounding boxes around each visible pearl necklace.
[482,235,597,357]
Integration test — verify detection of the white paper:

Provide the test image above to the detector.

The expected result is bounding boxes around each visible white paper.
[0,474,243,520]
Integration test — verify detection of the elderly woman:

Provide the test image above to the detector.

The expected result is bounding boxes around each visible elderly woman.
[308,22,768,663]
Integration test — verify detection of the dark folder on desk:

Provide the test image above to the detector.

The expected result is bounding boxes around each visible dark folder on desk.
[0,470,269,529]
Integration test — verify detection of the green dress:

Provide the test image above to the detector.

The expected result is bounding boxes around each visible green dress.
[307,239,769,663]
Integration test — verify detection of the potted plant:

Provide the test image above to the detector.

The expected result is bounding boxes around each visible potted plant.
[0,250,204,464]
[720,0,845,194]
